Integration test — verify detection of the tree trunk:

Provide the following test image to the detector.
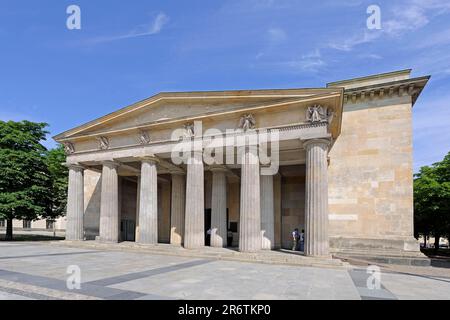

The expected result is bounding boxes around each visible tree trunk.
[423,234,427,248]
[5,219,13,241]
[434,235,440,252]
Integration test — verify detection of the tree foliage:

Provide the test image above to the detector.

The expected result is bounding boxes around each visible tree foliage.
[414,151,450,250]
[45,145,68,219]
[0,121,66,240]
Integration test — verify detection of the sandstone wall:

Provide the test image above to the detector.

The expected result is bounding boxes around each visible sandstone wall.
[328,96,414,242]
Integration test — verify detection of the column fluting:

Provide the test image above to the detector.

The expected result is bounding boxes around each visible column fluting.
[99,161,120,242]
[210,167,227,248]
[304,139,330,257]
[239,144,261,252]
[260,173,274,250]
[184,151,205,249]
[138,157,159,244]
[66,164,84,241]
[170,172,186,245]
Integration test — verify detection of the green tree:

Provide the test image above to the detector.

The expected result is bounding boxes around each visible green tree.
[0,121,52,240]
[45,145,68,220]
[414,151,450,251]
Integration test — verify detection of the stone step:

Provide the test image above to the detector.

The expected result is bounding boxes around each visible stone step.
[52,240,349,269]
[332,248,426,257]
[333,251,431,267]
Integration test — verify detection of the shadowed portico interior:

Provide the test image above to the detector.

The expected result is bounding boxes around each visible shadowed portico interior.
[80,160,308,251]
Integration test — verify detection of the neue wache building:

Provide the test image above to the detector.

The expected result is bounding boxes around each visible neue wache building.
[54,69,430,264]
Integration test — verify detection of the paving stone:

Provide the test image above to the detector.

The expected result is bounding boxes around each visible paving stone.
[0,242,448,300]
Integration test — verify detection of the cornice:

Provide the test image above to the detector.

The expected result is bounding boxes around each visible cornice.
[342,76,430,106]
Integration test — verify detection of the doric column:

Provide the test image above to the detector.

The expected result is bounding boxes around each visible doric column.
[304,139,330,257]
[135,177,141,241]
[66,164,84,241]
[273,173,282,249]
[99,161,120,242]
[138,157,159,244]
[170,172,185,245]
[239,145,261,252]
[210,166,227,248]
[184,151,205,249]
[260,173,274,250]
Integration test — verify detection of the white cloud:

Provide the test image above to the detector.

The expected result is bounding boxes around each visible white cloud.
[283,49,326,72]
[87,12,169,44]
[410,0,450,11]
[383,5,429,36]
[328,30,381,52]
[328,1,450,52]
[149,12,170,34]
[255,52,264,59]
[358,53,383,60]
[267,27,287,43]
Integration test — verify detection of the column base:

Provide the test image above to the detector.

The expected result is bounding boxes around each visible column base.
[96,236,119,244]
[304,253,332,259]
[239,248,262,253]
[64,239,85,243]
[329,236,430,266]
[329,236,421,252]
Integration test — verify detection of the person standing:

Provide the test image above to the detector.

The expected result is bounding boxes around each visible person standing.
[292,228,300,251]
[300,229,305,252]
[227,229,233,247]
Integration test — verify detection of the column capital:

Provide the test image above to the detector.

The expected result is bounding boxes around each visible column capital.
[209,165,228,173]
[170,170,186,176]
[65,163,84,172]
[101,160,121,168]
[139,156,160,165]
[302,138,331,150]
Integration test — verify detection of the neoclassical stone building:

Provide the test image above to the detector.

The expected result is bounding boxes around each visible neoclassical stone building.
[54,69,429,259]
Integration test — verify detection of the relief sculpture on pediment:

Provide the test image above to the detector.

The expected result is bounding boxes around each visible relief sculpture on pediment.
[306,105,334,124]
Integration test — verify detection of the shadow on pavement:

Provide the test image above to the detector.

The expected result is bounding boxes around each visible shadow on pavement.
[0,234,65,242]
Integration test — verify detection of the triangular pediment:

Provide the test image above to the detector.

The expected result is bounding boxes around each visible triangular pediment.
[54,88,343,141]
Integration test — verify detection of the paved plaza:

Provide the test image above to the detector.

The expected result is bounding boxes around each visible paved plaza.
[0,241,449,300]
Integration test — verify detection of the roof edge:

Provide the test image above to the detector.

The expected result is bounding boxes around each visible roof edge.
[327,69,412,87]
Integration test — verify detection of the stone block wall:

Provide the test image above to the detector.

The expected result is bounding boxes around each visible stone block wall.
[328,96,415,249]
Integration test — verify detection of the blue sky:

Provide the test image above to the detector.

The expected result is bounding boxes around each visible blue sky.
[0,0,449,172]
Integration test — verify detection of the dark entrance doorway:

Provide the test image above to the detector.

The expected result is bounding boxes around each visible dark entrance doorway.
[204,209,211,246]
[121,219,135,242]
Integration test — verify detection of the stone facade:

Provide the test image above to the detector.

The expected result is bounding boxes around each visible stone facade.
[0,217,67,232]
[326,70,426,255]
[53,69,430,261]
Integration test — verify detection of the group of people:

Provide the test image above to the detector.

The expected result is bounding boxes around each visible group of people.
[292,228,304,252]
